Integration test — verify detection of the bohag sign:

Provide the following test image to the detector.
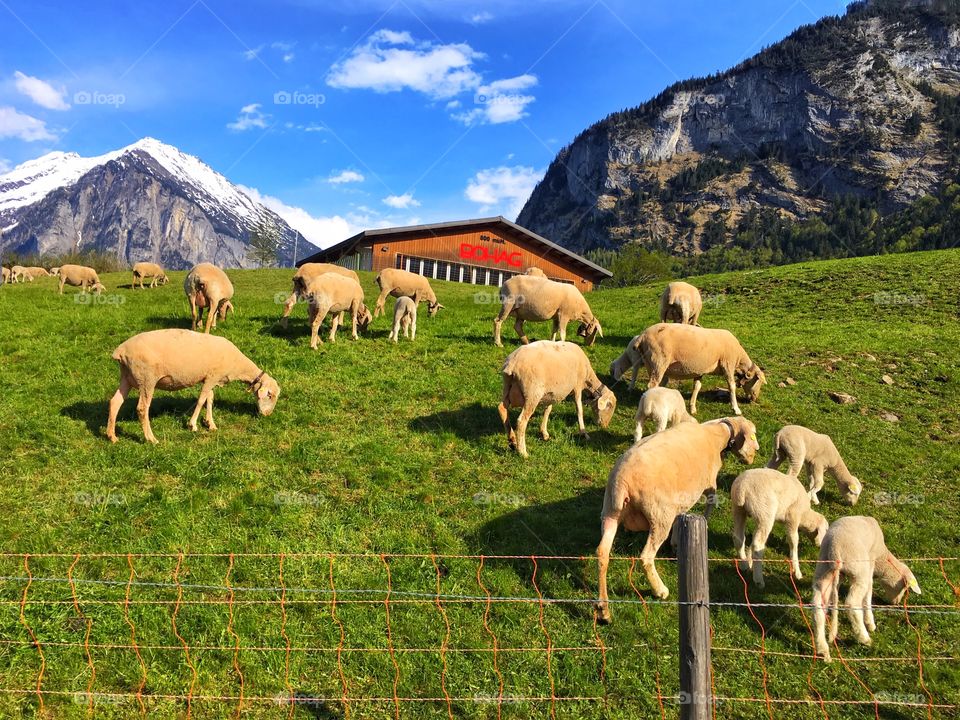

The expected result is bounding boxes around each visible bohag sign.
[459,234,522,267]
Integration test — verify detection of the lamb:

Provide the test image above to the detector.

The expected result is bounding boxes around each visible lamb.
[634,387,696,442]
[374,268,443,318]
[659,281,703,325]
[303,273,372,348]
[812,516,920,662]
[184,263,234,333]
[730,468,829,587]
[635,322,766,415]
[596,417,759,620]
[493,275,602,347]
[388,295,417,342]
[58,264,106,295]
[767,425,862,505]
[279,263,360,328]
[106,329,279,444]
[497,340,616,458]
[610,335,645,390]
[132,262,169,288]
[10,265,28,283]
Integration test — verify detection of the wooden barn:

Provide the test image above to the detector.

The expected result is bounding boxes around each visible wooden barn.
[296,216,612,291]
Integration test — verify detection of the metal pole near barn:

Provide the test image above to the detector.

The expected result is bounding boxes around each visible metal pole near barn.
[677,513,712,720]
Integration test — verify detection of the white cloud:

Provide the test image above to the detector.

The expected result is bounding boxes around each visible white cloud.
[227,103,269,131]
[469,11,494,24]
[445,99,461,110]
[13,71,70,110]
[454,73,537,125]
[272,41,296,63]
[465,165,542,218]
[328,169,364,184]
[243,45,263,60]
[238,185,355,249]
[382,192,420,209]
[0,106,57,142]
[326,29,483,99]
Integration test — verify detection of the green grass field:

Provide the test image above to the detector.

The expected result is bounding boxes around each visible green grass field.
[1,250,958,719]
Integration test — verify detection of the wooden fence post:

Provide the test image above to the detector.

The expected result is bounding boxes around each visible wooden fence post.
[677,513,712,720]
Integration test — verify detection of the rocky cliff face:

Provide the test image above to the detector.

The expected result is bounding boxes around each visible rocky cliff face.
[518,1,960,255]
[0,138,317,268]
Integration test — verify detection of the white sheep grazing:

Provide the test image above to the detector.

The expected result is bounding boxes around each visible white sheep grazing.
[730,468,829,587]
[388,295,417,342]
[812,516,920,662]
[498,340,616,458]
[374,268,443,318]
[10,265,28,283]
[132,262,169,288]
[610,335,644,390]
[596,417,760,620]
[280,263,359,328]
[184,263,234,333]
[24,266,51,279]
[636,322,765,416]
[494,275,602,347]
[659,281,703,325]
[106,328,280,444]
[58,264,106,295]
[767,425,862,505]
[634,387,696,442]
[303,273,372,348]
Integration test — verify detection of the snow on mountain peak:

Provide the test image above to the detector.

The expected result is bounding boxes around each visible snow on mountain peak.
[0,138,267,224]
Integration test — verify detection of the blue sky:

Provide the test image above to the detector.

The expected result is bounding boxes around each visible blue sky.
[0,0,848,247]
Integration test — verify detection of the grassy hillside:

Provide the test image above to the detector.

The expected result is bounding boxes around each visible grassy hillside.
[0,251,958,718]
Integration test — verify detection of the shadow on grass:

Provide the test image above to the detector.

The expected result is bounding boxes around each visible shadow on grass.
[142,315,193,330]
[408,402,500,441]
[61,396,258,440]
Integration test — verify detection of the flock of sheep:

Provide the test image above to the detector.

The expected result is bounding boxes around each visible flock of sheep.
[2,260,921,663]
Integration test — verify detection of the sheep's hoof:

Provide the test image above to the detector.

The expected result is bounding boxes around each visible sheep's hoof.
[857,635,872,646]
[107,434,118,444]
[147,437,159,445]
[734,408,743,416]
[207,423,218,432]
[866,621,876,632]
[494,341,503,348]
[595,606,612,625]
[541,433,550,441]
[794,571,803,580]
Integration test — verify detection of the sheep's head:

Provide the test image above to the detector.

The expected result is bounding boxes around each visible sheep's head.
[357,304,373,332]
[877,555,921,604]
[843,476,862,506]
[427,301,444,317]
[725,416,760,464]
[578,318,602,346]
[737,363,766,402]
[609,353,630,382]
[159,274,169,285]
[50,267,60,276]
[802,511,829,546]
[251,374,280,416]
[219,300,235,320]
[92,282,106,295]
[590,387,617,428]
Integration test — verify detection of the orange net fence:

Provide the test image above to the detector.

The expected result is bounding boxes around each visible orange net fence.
[0,552,958,718]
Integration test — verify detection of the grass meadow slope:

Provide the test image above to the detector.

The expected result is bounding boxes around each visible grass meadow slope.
[0,250,958,718]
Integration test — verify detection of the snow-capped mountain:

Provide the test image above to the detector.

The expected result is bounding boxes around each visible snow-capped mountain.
[0,138,319,268]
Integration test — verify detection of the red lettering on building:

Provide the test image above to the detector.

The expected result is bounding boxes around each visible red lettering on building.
[459,243,522,267]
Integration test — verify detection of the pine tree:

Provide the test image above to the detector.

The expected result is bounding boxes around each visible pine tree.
[248,219,280,268]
